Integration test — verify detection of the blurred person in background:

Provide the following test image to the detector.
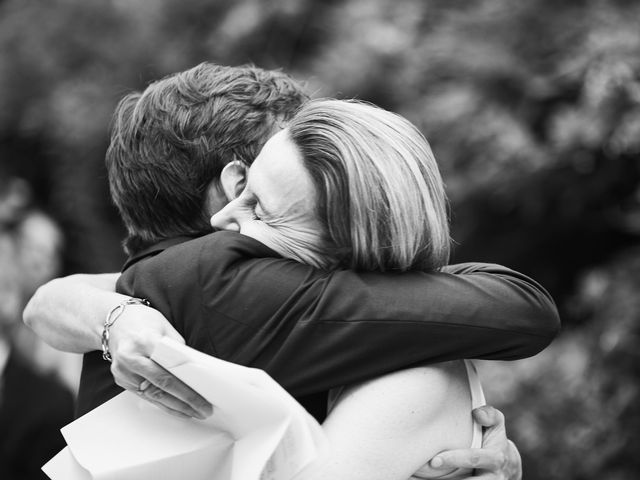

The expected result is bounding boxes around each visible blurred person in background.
[0,174,74,480]
[25,63,559,479]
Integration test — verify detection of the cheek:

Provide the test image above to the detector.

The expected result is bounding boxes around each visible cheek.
[238,220,282,246]
[238,220,308,262]
[242,219,328,267]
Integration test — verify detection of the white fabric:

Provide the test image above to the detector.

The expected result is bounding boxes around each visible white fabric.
[0,336,10,378]
[465,359,486,449]
[0,336,10,404]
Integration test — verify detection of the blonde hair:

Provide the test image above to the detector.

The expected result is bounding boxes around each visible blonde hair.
[287,99,450,272]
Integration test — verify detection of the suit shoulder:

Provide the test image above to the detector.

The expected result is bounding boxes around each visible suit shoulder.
[166,231,280,262]
[126,231,282,281]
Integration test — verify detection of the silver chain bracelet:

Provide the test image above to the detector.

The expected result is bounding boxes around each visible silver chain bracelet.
[101,297,151,362]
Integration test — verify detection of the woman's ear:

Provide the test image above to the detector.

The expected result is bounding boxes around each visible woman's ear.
[220,161,248,201]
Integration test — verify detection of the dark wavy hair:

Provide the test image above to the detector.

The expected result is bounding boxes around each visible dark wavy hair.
[106,62,308,254]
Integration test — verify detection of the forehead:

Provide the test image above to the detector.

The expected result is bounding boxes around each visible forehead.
[249,129,315,211]
[251,129,300,177]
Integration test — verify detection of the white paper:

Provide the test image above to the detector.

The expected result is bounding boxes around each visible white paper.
[43,338,326,480]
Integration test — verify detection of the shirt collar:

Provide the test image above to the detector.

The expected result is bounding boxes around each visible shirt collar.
[122,235,199,272]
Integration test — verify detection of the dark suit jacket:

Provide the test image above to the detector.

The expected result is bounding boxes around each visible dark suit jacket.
[0,351,74,480]
[78,231,559,421]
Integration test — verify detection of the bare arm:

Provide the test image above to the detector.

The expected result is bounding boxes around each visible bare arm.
[23,273,126,353]
[23,273,212,419]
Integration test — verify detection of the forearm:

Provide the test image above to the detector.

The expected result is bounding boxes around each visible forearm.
[252,264,560,394]
[439,262,560,343]
[23,273,128,353]
[326,262,560,357]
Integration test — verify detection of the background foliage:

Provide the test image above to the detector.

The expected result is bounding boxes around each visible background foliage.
[1,0,638,478]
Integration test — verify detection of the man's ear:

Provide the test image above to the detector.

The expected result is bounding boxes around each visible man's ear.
[219,161,248,201]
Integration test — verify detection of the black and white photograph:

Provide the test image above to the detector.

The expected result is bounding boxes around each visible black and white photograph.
[1,1,638,479]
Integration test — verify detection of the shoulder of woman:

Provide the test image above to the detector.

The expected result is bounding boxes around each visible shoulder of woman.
[343,361,467,401]
[322,362,474,479]
[332,361,470,432]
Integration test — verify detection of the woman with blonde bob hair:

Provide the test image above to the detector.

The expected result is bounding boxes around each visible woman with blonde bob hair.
[212,99,484,480]
[289,99,450,272]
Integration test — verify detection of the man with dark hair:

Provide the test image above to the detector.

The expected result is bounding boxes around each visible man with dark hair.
[26,62,556,479]
[107,63,308,254]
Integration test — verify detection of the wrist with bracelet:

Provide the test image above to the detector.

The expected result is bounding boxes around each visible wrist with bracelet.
[101,297,151,362]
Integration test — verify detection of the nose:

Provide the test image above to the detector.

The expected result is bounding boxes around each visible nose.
[210,200,241,232]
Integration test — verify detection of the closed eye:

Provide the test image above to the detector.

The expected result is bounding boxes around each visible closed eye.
[253,201,268,221]
[236,190,261,220]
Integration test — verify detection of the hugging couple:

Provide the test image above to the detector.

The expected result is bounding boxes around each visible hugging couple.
[25,62,559,480]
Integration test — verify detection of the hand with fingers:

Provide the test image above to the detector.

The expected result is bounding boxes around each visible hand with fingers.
[107,303,213,420]
[428,405,522,480]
